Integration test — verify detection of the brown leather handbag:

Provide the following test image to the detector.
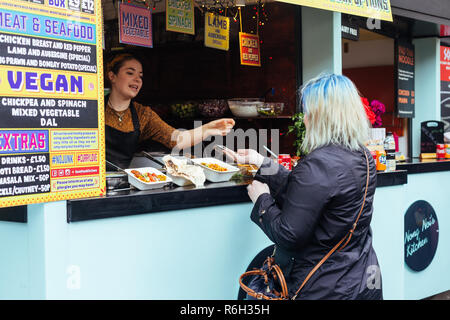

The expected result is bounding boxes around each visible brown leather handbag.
[239,150,370,300]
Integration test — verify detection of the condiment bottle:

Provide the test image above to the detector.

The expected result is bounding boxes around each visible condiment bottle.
[384,132,396,172]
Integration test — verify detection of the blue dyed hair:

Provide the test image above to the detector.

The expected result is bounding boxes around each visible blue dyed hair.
[299,73,370,152]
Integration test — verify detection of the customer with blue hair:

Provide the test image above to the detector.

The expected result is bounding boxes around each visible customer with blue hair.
[225,73,382,300]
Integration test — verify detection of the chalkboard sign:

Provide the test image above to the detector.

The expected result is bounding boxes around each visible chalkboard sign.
[395,39,415,118]
[404,200,439,272]
[420,121,444,153]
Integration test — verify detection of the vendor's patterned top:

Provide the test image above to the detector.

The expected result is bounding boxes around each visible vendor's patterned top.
[105,101,177,149]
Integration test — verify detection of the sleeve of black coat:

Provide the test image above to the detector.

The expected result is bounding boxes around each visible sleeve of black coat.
[250,157,334,251]
[253,157,291,206]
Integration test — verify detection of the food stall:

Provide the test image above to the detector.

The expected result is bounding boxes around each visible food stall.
[1,0,450,301]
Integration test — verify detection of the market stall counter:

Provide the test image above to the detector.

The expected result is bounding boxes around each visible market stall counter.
[1,163,447,300]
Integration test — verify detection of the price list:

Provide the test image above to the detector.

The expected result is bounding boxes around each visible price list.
[0,0,104,207]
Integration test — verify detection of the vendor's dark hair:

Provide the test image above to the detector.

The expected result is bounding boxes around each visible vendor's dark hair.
[106,52,143,75]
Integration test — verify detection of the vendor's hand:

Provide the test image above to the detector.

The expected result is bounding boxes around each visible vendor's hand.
[204,118,235,137]
[247,180,270,204]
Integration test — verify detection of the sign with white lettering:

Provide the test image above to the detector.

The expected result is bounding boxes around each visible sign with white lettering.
[404,200,439,272]
[395,39,415,118]
[119,3,153,48]
[239,32,261,67]
[440,45,450,133]
[204,13,229,51]
[166,0,195,35]
[0,0,105,207]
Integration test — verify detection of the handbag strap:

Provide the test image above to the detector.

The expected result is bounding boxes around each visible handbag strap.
[291,149,370,300]
[239,257,289,300]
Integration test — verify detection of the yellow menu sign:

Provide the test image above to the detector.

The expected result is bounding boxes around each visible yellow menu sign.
[204,13,230,51]
[0,0,105,208]
[276,0,393,22]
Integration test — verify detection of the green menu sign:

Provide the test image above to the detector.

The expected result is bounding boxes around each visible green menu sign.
[166,0,195,35]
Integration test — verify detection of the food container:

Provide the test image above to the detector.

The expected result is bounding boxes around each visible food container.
[166,173,194,187]
[191,157,240,182]
[170,102,198,118]
[125,167,172,190]
[106,171,129,190]
[278,154,292,170]
[257,102,284,116]
[237,164,259,176]
[227,98,263,118]
[198,99,229,118]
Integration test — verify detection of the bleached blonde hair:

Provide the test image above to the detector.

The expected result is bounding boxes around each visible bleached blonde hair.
[300,73,370,153]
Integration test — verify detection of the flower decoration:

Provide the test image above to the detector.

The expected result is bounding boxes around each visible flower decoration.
[361,97,376,126]
[370,100,386,128]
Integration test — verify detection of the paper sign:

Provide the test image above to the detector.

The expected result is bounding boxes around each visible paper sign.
[204,13,229,51]
[0,0,105,208]
[239,32,261,67]
[119,3,153,48]
[166,0,195,35]
[275,0,392,22]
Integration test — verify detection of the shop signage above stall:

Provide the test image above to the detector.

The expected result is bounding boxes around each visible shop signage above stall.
[404,200,439,272]
[0,0,105,207]
[395,40,415,118]
[166,0,195,35]
[275,0,393,22]
[440,45,450,132]
[119,3,153,48]
[204,13,230,51]
[239,32,261,67]
[341,17,359,41]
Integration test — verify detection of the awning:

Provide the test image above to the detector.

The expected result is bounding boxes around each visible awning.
[276,0,393,22]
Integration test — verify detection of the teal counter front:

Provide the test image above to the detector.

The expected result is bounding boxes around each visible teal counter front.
[0,163,448,300]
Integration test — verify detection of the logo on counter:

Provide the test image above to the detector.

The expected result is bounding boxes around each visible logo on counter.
[404,200,439,272]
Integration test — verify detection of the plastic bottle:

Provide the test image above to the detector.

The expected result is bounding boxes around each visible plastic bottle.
[384,132,396,172]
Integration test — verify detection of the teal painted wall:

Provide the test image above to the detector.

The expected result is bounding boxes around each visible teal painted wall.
[412,38,441,157]
[302,7,342,82]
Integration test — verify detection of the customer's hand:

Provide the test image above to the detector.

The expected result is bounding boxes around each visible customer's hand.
[221,148,265,167]
[247,180,270,203]
[204,118,235,137]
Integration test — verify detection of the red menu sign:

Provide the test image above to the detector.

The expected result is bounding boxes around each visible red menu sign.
[239,32,261,67]
[119,3,153,48]
[440,45,450,133]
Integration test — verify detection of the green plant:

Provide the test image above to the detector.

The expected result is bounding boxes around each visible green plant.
[287,112,307,157]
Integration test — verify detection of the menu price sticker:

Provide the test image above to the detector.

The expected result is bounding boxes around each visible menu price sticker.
[239,32,261,67]
[0,0,105,208]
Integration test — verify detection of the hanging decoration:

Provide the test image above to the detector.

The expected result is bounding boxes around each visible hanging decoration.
[238,6,261,67]
[119,1,153,47]
[204,12,230,51]
[166,0,195,35]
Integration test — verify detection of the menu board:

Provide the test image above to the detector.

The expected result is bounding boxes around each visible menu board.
[395,39,415,118]
[204,13,229,51]
[0,0,105,208]
[166,0,195,35]
[239,32,261,67]
[119,2,153,48]
[440,45,450,133]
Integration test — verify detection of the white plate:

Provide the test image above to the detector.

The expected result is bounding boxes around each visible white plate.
[125,167,172,190]
[191,157,239,182]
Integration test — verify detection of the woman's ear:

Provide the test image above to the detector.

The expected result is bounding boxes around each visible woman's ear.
[108,71,115,85]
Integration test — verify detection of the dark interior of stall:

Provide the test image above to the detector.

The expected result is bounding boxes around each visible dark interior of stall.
[102,2,300,156]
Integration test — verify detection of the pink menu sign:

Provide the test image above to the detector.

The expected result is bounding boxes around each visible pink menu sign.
[119,3,153,48]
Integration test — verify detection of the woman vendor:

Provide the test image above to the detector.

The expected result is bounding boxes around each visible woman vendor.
[105,53,235,169]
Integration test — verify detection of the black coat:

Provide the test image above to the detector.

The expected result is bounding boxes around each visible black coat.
[251,144,382,300]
